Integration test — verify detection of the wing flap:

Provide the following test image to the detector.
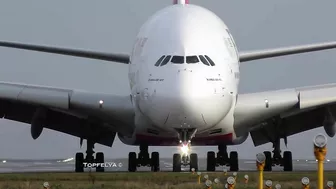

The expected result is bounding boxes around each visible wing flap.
[239,41,336,62]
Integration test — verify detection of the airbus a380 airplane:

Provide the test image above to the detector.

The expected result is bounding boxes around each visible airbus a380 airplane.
[1,0,336,172]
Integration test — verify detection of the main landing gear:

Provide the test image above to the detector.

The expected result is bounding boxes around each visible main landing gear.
[128,144,160,172]
[263,138,293,171]
[75,139,105,172]
[206,144,238,172]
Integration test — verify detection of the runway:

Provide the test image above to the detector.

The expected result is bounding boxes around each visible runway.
[0,158,334,173]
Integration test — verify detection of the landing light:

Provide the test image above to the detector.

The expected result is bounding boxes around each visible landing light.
[227,176,235,185]
[180,144,189,155]
[205,180,212,187]
[314,133,327,148]
[327,181,334,188]
[256,152,266,163]
[43,182,50,188]
[265,180,272,187]
[301,177,310,185]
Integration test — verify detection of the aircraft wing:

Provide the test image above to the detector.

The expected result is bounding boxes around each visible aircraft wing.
[234,83,336,146]
[1,40,336,63]
[239,41,336,62]
[0,41,130,64]
[0,81,134,147]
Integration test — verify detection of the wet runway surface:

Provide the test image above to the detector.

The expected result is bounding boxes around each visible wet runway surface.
[0,158,335,173]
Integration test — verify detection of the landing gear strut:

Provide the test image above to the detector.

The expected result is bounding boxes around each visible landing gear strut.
[75,139,105,172]
[172,142,198,172]
[128,144,160,172]
[206,144,238,171]
[263,138,293,171]
[172,129,198,172]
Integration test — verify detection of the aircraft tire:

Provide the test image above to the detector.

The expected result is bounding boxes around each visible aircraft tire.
[190,153,198,172]
[263,151,272,171]
[75,152,84,172]
[206,151,216,171]
[128,152,137,172]
[173,153,181,172]
[283,151,293,171]
[96,152,105,172]
[229,151,239,171]
[151,152,160,172]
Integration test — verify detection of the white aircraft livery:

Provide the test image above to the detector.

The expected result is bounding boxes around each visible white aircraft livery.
[1,0,336,172]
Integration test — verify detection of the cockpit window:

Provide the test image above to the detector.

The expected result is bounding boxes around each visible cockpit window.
[199,55,210,66]
[171,56,184,64]
[204,55,215,66]
[160,55,171,66]
[186,56,199,64]
[155,55,165,67]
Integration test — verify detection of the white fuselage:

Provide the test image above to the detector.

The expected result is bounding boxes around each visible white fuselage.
[126,4,240,144]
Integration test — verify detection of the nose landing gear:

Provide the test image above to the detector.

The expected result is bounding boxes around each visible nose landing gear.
[173,142,199,172]
[172,129,198,172]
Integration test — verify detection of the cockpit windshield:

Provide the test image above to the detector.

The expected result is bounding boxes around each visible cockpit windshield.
[204,55,215,66]
[154,55,216,66]
[160,55,171,66]
[171,56,184,64]
[199,55,210,66]
[186,56,199,64]
[155,55,165,66]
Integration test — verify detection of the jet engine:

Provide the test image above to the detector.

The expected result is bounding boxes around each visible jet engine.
[323,108,336,137]
[118,132,137,145]
[324,121,336,137]
[31,108,47,139]
[231,132,249,145]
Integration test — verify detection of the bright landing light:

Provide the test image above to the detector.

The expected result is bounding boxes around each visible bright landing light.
[180,144,190,155]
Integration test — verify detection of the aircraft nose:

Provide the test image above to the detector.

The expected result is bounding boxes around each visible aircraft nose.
[139,68,234,129]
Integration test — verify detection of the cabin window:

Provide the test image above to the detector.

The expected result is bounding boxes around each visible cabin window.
[186,56,199,64]
[155,55,165,67]
[171,56,185,64]
[160,55,171,66]
[199,55,210,66]
[204,55,215,66]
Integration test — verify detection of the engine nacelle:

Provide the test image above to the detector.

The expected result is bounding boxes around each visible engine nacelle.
[31,108,47,140]
[231,132,249,145]
[118,132,137,145]
[323,108,336,137]
[324,122,336,137]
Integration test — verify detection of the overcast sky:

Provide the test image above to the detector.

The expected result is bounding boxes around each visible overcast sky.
[0,0,336,160]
